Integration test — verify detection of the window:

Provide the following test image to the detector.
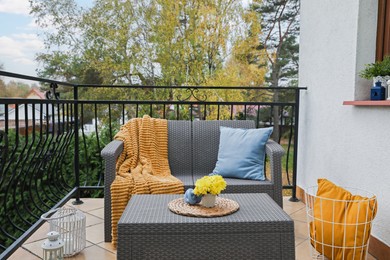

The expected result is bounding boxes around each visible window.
[376,0,390,61]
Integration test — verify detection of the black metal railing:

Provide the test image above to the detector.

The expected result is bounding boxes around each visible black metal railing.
[0,70,306,258]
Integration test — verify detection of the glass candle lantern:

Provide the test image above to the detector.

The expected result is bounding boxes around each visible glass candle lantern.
[41,206,86,257]
[371,81,386,100]
[42,231,64,260]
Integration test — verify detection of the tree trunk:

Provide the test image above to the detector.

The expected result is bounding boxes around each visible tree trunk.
[271,66,280,142]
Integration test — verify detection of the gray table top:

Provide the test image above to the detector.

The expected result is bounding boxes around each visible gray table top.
[118,193,293,234]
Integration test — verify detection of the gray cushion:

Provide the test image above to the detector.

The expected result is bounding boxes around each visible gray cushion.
[193,172,272,194]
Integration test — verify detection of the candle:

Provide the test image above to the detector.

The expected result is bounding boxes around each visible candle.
[63,238,74,255]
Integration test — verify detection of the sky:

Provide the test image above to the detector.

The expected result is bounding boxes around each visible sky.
[0,0,94,81]
[0,0,42,78]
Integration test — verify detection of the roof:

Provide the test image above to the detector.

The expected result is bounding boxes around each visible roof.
[26,88,46,99]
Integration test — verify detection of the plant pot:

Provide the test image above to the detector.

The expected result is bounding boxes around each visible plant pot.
[200,194,216,208]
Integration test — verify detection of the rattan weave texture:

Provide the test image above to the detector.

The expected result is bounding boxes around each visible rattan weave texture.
[117,193,295,260]
[101,140,123,242]
[167,120,192,188]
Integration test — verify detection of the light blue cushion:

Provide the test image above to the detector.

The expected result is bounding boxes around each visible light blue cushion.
[212,126,273,181]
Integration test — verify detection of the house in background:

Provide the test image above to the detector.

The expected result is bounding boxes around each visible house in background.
[297,0,390,258]
[0,88,55,134]
[26,87,46,99]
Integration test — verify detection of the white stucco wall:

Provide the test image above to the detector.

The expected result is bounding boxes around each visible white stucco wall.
[298,0,390,246]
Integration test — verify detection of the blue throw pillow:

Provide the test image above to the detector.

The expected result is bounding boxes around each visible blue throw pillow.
[212,126,273,181]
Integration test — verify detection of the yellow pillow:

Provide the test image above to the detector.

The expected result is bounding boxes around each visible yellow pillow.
[310,179,377,260]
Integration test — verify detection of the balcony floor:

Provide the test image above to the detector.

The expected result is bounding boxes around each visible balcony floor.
[8,197,377,260]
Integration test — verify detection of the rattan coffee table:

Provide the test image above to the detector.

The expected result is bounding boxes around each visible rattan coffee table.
[117,193,294,260]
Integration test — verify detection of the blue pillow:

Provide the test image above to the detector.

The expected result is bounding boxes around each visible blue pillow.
[212,126,273,181]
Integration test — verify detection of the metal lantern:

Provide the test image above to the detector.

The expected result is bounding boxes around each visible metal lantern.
[41,206,86,257]
[371,81,386,100]
[42,231,64,260]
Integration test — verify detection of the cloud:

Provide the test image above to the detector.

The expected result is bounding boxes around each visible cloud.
[14,57,35,65]
[14,33,43,46]
[0,0,30,15]
[0,34,43,65]
[27,19,38,29]
[0,36,24,57]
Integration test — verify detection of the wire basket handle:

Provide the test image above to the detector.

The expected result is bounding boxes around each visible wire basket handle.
[41,207,76,221]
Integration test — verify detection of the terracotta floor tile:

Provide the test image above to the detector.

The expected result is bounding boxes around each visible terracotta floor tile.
[25,222,50,244]
[65,245,116,260]
[84,212,104,227]
[86,222,105,244]
[295,238,316,260]
[295,235,307,247]
[289,207,308,222]
[96,242,117,254]
[283,197,306,215]
[7,247,41,260]
[23,236,94,257]
[22,238,46,258]
[294,219,309,240]
[88,207,104,219]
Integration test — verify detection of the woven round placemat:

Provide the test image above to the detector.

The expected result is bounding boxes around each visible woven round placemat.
[168,197,239,217]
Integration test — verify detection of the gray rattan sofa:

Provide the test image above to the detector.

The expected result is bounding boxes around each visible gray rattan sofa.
[101,120,285,242]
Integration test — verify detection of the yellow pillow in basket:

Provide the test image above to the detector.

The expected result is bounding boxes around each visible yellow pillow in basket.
[310,179,377,260]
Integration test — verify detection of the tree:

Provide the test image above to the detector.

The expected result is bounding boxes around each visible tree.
[0,80,5,98]
[252,0,300,140]
[0,63,5,96]
[0,64,35,97]
[203,8,268,119]
[150,0,246,86]
[2,81,30,97]
[29,0,85,79]
[29,0,274,127]
[30,1,263,87]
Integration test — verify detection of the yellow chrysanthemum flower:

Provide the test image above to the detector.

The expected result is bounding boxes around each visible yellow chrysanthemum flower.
[193,175,227,196]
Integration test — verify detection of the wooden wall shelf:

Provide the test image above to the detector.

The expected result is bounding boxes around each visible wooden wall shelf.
[343,100,390,106]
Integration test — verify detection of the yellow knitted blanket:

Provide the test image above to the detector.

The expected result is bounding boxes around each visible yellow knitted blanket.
[110,115,184,246]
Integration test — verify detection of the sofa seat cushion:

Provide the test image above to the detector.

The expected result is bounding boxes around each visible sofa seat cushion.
[192,173,273,193]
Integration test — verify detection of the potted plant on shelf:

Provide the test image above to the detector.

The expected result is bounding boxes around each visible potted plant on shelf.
[359,56,390,100]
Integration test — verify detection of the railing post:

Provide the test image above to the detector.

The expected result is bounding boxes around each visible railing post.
[73,85,83,205]
[289,88,301,202]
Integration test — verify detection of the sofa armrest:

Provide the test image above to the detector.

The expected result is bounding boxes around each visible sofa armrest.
[265,139,285,207]
[101,140,123,188]
[101,140,124,160]
[101,140,123,242]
